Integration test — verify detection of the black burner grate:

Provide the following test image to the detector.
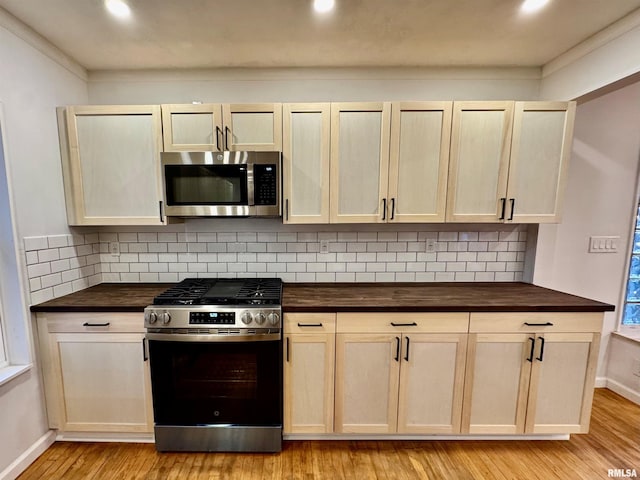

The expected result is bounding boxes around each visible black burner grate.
[153,278,282,306]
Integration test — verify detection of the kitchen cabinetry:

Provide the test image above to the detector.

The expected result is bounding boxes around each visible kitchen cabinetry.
[447,101,576,223]
[58,105,165,226]
[335,313,468,434]
[283,313,335,434]
[329,102,391,223]
[506,102,576,223]
[36,312,153,435]
[282,103,331,223]
[461,312,602,434]
[388,102,452,223]
[161,103,282,152]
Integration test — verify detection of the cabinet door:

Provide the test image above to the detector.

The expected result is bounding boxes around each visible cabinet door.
[446,102,514,223]
[388,102,452,223]
[161,104,223,151]
[282,103,331,224]
[506,101,576,223]
[335,333,400,433]
[462,333,532,434]
[222,103,282,151]
[284,333,335,433]
[397,333,467,434]
[330,102,391,223]
[62,105,164,226]
[49,333,153,433]
[525,332,600,434]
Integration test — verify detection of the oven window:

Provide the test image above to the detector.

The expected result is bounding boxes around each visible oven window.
[164,165,248,205]
[148,340,282,426]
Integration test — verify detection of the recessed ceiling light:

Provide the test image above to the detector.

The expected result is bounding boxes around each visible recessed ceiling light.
[521,0,550,13]
[105,0,131,19]
[314,0,335,14]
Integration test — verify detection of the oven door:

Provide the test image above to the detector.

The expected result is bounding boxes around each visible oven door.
[147,336,282,427]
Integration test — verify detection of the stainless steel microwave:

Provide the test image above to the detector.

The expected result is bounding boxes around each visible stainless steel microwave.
[161,151,281,217]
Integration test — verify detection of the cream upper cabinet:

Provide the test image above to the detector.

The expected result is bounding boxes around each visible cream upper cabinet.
[330,102,391,223]
[59,105,165,226]
[223,103,282,151]
[161,104,223,151]
[36,313,153,434]
[161,103,282,152]
[446,101,514,223]
[506,102,576,223]
[462,313,603,435]
[282,103,331,224]
[447,101,576,223]
[388,102,453,223]
[335,313,469,435]
[283,313,335,434]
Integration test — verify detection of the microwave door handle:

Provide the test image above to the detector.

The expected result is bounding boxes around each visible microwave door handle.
[247,163,255,206]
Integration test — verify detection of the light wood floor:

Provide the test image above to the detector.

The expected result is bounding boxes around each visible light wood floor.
[18,389,639,480]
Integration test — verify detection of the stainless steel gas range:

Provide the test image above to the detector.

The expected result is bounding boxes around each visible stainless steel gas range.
[144,278,283,453]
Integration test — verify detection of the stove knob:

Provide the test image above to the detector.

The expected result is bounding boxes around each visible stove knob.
[267,312,280,326]
[254,312,266,325]
[161,312,171,325]
[146,311,158,324]
[241,311,253,325]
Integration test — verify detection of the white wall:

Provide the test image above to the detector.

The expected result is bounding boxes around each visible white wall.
[533,80,640,380]
[0,16,88,477]
[87,67,540,104]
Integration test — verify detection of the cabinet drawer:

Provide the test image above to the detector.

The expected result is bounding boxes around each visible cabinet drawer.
[336,312,469,333]
[469,312,604,333]
[41,312,144,333]
[285,313,336,334]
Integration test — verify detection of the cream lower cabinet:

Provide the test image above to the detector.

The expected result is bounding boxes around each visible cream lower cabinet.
[283,313,336,434]
[334,313,468,434]
[462,312,602,435]
[36,312,153,434]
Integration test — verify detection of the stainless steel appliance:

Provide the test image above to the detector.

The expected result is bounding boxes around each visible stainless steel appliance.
[161,151,281,218]
[144,278,283,452]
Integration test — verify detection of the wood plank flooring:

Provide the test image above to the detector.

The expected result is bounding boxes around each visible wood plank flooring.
[18,388,640,480]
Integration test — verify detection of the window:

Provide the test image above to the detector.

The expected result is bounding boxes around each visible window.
[0,301,6,367]
[622,201,640,325]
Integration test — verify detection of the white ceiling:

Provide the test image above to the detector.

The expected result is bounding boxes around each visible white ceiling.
[1,0,640,71]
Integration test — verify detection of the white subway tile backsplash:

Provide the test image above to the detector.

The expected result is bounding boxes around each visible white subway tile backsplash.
[25,226,530,303]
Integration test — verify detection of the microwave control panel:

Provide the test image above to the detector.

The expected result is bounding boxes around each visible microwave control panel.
[253,164,278,205]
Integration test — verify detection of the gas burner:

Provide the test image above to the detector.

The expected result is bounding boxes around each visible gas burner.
[152,278,282,306]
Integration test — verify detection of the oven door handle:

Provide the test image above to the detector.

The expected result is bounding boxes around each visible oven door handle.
[145,332,281,342]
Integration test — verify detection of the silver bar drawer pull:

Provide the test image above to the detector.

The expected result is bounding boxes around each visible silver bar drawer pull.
[83,322,110,327]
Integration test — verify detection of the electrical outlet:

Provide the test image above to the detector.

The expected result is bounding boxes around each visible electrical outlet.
[109,241,120,256]
[425,238,436,253]
[320,240,330,254]
[633,358,640,378]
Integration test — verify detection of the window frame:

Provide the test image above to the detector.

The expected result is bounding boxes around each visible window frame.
[621,199,640,327]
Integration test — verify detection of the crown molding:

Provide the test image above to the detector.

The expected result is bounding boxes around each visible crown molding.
[0,6,87,81]
[543,7,640,78]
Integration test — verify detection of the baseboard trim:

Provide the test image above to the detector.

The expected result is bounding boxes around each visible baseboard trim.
[284,434,570,441]
[0,430,55,480]
[606,379,640,405]
[595,376,608,388]
[55,432,155,443]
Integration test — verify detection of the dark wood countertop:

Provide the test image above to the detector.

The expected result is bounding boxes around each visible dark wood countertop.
[30,283,173,312]
[282,282,615,313]
[30,282,615,313]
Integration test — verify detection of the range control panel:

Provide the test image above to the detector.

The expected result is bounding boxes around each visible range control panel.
[189,311,235,325]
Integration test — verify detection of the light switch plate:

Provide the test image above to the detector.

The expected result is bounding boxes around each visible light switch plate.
[588,236,619,253]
